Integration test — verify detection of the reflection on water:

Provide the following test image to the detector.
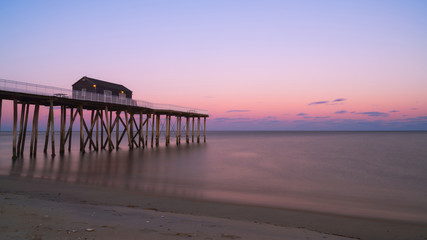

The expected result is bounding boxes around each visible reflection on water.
[3,132,209,199]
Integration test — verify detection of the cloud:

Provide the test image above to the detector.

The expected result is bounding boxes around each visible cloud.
[308,98,346,106]
[313,116,330,119]
[358,112,389,117]
[335,110,347,114]
[389,110,399,113]
[226,110,250,113]
[410,108,418,110]
[214,117,251,122]
[405,116,427,121]
[297,113,308,116]
[308,101,329,105]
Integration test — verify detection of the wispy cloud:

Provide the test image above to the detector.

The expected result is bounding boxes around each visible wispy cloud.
[313,116,330,119]
[410,108,418,110]
[389,110,399,113]
[308,98,346,106]
[308,101,329,105]
[358,112,389,117]
[405,116,427,121]
[226,110,250,113]
[214,117,251,122]
[297,113,308,116]
[335,110,347,114]
[333,98,346,102]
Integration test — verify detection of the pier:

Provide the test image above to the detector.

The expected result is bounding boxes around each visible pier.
[0,78,208,160]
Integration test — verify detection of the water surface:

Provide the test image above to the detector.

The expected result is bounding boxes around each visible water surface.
[1,131,426,223]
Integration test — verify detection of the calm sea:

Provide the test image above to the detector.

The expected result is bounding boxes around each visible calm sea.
[1,131,426,223]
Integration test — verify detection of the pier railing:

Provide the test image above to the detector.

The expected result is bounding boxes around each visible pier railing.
[0,78,208,115]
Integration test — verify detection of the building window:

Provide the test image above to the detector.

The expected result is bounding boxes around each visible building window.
[82,88,86,97]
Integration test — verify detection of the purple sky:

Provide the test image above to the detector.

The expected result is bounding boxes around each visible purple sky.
[1,1,427,130]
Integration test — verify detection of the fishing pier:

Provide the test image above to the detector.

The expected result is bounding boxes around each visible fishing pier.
[0,78,208,160]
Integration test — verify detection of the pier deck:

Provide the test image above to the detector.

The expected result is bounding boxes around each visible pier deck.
[0,79,208,159]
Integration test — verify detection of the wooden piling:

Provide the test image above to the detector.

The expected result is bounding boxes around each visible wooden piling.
[186,117,190,144]
[139,112,148,148]
[30,105,36,157]
[20,103,30,156]
[44,104,51,154]
[105,106,113,151]
[124,110,131,149]
[145,114,150,147]
[151,114,155,147]
[197,117,200,143]
[68,108,74,152]
[30,104,40,157]
[17,103,26,156]
[64,108,77,152]
[130,113,134,149]
[176,116,179,145]
[79,105,84,153]
[89,110,94,151]
[12,99,18,160]
[49,100,55,157]
[60,106,66,154]
[96,110,99,151]
[115,111,120,150]
[100,110,104,149]
[192,117,195,143]
[0,98,2,131]
[155,114,160,147]
[165,115,169,146]
[203,117,206,142]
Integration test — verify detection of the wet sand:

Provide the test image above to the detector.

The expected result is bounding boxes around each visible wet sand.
[1,176,426,240]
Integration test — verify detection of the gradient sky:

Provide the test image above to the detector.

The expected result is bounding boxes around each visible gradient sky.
[1,0,427,130]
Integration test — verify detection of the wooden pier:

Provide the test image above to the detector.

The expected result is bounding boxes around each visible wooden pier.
[0,79,208,160]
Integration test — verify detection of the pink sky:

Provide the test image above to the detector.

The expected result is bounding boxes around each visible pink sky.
[1,1,426,130]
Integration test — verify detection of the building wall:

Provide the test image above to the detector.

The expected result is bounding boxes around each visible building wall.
[72,80,132,98]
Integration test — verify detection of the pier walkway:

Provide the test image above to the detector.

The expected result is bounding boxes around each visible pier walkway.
[0,79,208,159]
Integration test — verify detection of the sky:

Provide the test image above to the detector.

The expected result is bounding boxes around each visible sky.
[1,0,427,130]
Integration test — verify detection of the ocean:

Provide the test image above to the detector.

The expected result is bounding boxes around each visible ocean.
[1,131,426,223]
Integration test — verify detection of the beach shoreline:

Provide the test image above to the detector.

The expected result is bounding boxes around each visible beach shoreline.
[1,176,426,240]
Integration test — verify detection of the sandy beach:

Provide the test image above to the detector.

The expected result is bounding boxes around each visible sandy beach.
[1,176,426,240]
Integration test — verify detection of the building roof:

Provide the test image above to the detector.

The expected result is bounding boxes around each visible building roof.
[73,76,132,93]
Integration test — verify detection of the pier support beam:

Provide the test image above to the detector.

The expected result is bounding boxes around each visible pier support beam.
[115,111,120,150]
[60,106,66,155]
[79,106,84,153]
[155,114,160,147]
[145,114,150,147]
[165,115,170,146]
[186,117,190,144]
[30,104,40,157]
[68,108,74,152]
[12,99,18,160]
[197,117,200,143]
[176,116,181,145]
[192,117,195,143]
[204,117,206,143]
[19,103,30,157]
[17,103,26,157]
[49,100,55,156]
[43,100,56,156]
[0,98,2,130]
[105,106,113,151]
[124,110,131,149]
